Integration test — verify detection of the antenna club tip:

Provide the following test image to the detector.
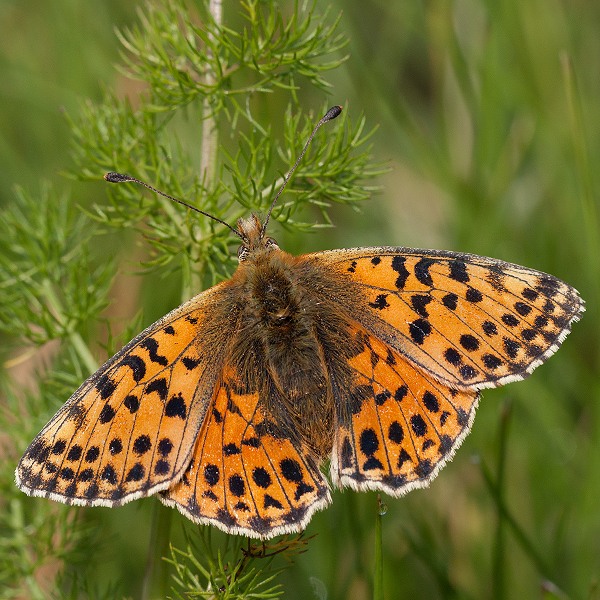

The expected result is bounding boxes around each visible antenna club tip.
[104,172,131,183]
[323,105,343,122]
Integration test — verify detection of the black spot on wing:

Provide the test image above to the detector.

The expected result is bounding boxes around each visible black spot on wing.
[422,391,439,412]
[158,438,173,456]
[252,467,272,488]
[125,463,145,482]
[411,294,432,317]
[449,260,469,283]
[264,494,283,509]
[388,421,404,444]
[52,440,67,455]
[119,355,146,382]
[146,378,168,402]
[124,395,140,413]
[515,302,531,317]
[133,434,152,455]
[442,293,458,310]
[79,468,94,482]
[243,436,260,448]
[535,276,560,297]
[66,445,82,462]
[228,474,245,496]
[503,338,521,359]
[409,318,432,345]
[223,443,240,456]
[280,458,303,483]
[482,321,498,336]
[415,459,433,478]
[140,338,168,366]
[109,438,123,455]
[369,294,390,310]
[487,268,506,291]
[466,287,483,303]
[154,460,170,475]
[522,288,539,301]
[341,437,353,469]
[460,365,478,380]
[411,415,427,437]
[395,385,408,401]
[502,314,519,327]
[101,465,118,485]
[375,390,391,406]
[99,403,116,424]
[444,347,462,366]
[182,356,200,370]
[165,393,187,419]
[460,334,480,351]
[414,258,434,286]
[204,464,219,486]
[391,256,409,289]
[483,354,503,369]
[95,375,117,400]
[359,429,379,456]
[85,446,100,463]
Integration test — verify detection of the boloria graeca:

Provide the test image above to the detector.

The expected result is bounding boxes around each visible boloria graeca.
[16,107,584,538]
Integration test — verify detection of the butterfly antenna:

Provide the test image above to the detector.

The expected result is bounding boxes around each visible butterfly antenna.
[103,172,244,240]
[105,106,342,240]
[261,105,343,237]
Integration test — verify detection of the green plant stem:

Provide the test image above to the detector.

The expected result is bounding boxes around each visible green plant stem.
[374,495,384,600]
[10,500,46,600]
[69,331,99,374]
[183,0,223,301]
[141,500,173,600]
[480,459,551,579]
[492,400,512,600]
[40,278,98,373]
[199,0,221,188]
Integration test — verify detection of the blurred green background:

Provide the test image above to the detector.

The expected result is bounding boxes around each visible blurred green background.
[1,0,599,599]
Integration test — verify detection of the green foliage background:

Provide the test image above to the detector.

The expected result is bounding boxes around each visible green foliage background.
[1,0,599,599]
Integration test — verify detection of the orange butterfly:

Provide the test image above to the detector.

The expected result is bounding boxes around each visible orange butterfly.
[16,107,584,539]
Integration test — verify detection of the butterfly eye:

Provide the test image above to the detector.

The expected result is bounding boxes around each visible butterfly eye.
[237,245,250,262]
[265,237,279,250]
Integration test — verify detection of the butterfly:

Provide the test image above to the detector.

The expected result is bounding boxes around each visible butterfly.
[16,106,584,539]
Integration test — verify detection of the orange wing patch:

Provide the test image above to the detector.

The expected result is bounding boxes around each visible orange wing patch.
[162,367,331,538]
[16,286,226,507]
[331,326,479,495]
[313,248,584,390]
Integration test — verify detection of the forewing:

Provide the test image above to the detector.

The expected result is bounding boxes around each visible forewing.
[161,366,331,539]
[16,285,227,507]
[311,247,584,390]
[331,325,479,495]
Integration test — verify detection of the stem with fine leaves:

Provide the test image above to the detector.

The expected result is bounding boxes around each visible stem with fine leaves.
[183,0,223,301]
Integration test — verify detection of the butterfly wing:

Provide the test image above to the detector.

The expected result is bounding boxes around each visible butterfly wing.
[303,247,583,495]
[16,284,230,507]
[330,323,479,495]
[311,247,584,390]
[161,363,331,538]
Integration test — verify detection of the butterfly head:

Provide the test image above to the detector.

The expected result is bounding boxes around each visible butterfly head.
[236,214,280,262]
